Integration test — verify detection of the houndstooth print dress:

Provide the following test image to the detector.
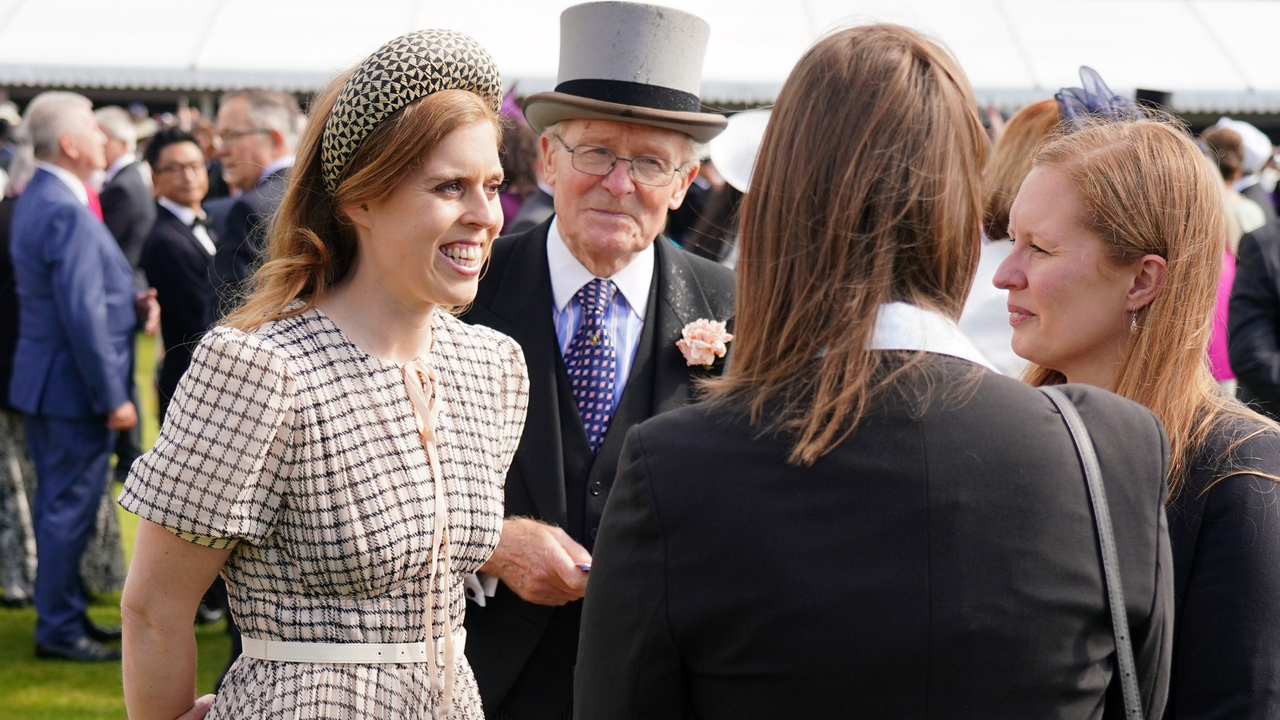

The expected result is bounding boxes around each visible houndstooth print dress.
[119,308,528,719]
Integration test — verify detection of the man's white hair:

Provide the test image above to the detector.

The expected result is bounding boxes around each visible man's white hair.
[221,89,300,152]
[541,120,704,166]
[94,106,137,152]
[23,91,93,161]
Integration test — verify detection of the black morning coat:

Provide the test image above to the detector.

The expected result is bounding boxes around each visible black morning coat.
[100,160,157,291]
[139,202,219,421]
[212,166,289,299]
[460,217,735,719]
[1230,222,1280,418]
[576,362,1176,720]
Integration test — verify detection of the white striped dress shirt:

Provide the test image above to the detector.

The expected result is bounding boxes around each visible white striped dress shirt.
[547,217,653,414]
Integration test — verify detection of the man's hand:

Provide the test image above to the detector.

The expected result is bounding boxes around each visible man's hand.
[175,695,215,720]
[480,517,591,606]
[107,401,138,431]
[135,289,160,335]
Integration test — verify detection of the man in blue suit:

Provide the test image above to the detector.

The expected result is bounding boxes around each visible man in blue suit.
[9,91,155,661]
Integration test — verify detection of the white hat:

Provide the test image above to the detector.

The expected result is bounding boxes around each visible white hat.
[522,1,728,142]
[709,108,771,193]
[1216,117,1274,175]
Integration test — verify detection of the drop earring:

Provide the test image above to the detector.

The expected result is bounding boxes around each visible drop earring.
[1130,307,1139,334]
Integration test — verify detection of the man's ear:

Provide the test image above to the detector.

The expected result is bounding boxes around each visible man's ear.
[539,134,557,190]
[668,162,700,210]
[268,128,288,155]
[59,133,79,161]
[1128,253,1168,310]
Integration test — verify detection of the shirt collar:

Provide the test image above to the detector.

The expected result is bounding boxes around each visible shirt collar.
[36,162,88,205]
[157,195,205,226]
[104,153,136,183]
[870,301,999,372]
[259,155,295,183]
[546,215,654,318]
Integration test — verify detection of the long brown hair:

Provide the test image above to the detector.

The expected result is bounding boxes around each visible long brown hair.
[703,24,988,466]
[224,74,500,332]
[983,99,1059,240]
[1022,118,1275,494]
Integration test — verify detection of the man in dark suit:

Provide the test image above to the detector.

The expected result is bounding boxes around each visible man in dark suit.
[211,89,298,302]
[460,4,732,718]
[96,105,157,482]
[1229,223,1280,417]
[95,106,156,290]
[9,91,153,661]
[139,128,219,422]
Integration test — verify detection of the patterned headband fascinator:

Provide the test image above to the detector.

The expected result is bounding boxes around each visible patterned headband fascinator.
[1056,66,1145,130]
[320,29,503,195]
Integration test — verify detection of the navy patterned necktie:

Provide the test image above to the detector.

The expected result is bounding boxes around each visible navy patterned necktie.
[564,278,618,453]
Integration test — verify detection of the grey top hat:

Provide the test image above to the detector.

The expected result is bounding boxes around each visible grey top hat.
[522,1,728,143]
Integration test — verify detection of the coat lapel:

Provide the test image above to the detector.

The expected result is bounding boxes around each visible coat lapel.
[651,237,724,414]
[481,226,570,528]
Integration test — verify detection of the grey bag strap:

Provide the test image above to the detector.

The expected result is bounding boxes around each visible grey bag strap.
[1040,387,1144,720]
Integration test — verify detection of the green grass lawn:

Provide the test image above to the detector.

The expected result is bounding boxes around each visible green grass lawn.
[0,334,232,719]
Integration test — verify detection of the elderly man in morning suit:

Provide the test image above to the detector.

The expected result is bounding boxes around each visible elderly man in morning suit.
[460,3,734,718]
[10,92,152,662]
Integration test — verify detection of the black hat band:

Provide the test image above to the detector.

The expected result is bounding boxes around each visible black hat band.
[554,79,701,114]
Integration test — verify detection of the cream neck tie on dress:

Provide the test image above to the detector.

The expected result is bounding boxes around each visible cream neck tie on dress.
[402,355,458,717]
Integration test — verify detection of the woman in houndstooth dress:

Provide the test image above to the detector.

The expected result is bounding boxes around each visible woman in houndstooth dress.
[120,30,526,720]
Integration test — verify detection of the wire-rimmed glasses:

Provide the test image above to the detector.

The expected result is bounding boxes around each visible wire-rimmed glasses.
[553,136,686,187]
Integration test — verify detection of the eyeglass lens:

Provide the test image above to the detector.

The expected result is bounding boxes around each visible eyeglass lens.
[568,144,677,186]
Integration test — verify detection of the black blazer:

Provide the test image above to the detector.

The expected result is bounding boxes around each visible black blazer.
[139,204,218,420]
[577,360,1174,720]
[100,160,157,291]
[461,217,735,717]
[1229,224,1280,418]
[213,166,289,298]
[1165,411,1280,719]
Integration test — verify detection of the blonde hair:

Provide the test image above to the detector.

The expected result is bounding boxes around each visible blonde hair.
[983,99,1060,240]
[224,74,499,333]
[1022,118,1275,495]
[703,24,988,466]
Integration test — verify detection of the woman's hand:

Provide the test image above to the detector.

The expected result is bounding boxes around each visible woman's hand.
[175,695,215,720]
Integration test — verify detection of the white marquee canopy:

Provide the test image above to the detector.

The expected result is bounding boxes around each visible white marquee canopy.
[1,0,1278,112]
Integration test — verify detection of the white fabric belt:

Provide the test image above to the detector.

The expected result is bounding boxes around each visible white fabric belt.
[241,630,466,665]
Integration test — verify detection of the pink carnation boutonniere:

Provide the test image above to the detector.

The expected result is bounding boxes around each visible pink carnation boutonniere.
[676,319,733,369]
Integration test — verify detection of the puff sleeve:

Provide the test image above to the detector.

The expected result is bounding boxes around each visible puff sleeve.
[492,335,529,479]
[118,325,297,549]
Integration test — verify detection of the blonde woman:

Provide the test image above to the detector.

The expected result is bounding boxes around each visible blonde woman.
[119,31,528,720]
[996,118,1280,718]
[576,24,1173,720]
[959,98,1059,375]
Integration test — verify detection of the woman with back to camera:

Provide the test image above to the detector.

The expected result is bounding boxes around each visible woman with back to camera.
[995,117,1280,719]
[118,30,528,720]
[575,24,1173,720]
[959,98,1058,376]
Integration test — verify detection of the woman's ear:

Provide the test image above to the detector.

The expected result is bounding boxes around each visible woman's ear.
[1128,253,1168,309]
[343,201,373,232]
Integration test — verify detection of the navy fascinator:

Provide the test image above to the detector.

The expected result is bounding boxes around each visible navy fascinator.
[1055,66,1145,130]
